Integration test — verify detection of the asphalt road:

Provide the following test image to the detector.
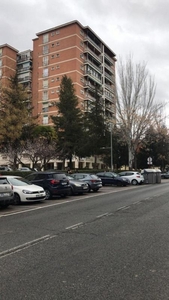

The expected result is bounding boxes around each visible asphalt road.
[1,182,169,300]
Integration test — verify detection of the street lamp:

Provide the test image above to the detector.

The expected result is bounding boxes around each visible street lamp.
[110,122,113,171]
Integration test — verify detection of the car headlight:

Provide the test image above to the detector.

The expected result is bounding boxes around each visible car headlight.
[74,183,82,187]
[22,190,32,194]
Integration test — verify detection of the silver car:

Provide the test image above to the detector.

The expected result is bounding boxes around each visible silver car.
[71,173,102,192]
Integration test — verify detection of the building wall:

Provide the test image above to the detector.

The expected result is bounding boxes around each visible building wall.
[32,22,85,125]
[0,44,18,87]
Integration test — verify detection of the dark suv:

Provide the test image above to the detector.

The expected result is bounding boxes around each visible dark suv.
[26,171,71,200]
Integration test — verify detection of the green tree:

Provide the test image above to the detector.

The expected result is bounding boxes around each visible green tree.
[83,87,109,167]
[51,75,83,168]
[0,73,35,169]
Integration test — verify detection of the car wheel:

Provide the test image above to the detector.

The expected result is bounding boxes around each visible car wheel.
[70,187,74,195]
[131,179,138,185]
[45,189,51,200]
[87,184,91,192]
[92,188,99,192]
[14,193,21,205]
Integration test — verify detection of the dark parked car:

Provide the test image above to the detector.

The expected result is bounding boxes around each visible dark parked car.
[161,171,169,179]
[67,175,89,195]
[96,172,130,186]
[26,171,71,200]
[71,173,102,192]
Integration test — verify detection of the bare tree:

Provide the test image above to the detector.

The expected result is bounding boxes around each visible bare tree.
[116,55,165,169]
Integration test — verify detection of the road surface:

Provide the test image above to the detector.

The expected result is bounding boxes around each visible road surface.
[1,182,169,299]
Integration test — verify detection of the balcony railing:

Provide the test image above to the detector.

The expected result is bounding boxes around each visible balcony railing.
[104,53,114,65]
[17,56,32,63]
[84,71,102,85]
[84,59,101,73]
[84,35,102,53]
[84,47,102,63]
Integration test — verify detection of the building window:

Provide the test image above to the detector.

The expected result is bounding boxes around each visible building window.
[56,53,60,58]
[43,115,48,124]
[42,107,49,112]
[0,69,2,77]
[80,41,84,47]
[43,56,48,66]
[43,34,49,43]
[51,78,55,82]
[80,30,84,36]
[56,77,60,81]
[43,45,49,55]
[43,68,48,77]
[56,30,60,35]
[56,41,60,46]
[51,90,55,94]
[51,66,54,70]
[51,32,55,36]
[43,80,48,88]
[43,90,48,100]
[0,49,2,56]
[0,59,2,67]
[56,65,60,69]
[51,43,54,47]
[51,55,54,59]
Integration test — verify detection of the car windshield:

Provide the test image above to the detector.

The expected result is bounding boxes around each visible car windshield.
[7,177,32,186]
[67,176,74,180]
[111,172,119,177]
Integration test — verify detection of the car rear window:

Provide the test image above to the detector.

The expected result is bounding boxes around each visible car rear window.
[48,173,67,180]
[90,175,99,179]
[0,178,8,184]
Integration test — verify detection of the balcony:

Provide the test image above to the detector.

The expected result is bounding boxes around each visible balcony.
[17,56,32,63]
[84,47,102,63]
[104,72,114,83]
[84,35,102,53]
[84,58,101,73]
[84,70,102,85]
[18,76,32,83]
[104,53,114,65]
[17,66,32,74]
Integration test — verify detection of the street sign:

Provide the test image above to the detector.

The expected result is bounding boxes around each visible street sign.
[147,157,153,165]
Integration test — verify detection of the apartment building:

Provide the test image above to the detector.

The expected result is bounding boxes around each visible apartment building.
[32,20,116,125]
[0,44,18,87]
[0,21,116,169]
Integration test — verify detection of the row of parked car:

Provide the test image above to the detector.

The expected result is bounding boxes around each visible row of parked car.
[0,171,145,208]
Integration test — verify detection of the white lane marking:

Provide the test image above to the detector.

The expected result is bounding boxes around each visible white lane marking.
[116,206,127,211]
[96,213,108,218]
[0,235,55,259]
[66,222,83,230]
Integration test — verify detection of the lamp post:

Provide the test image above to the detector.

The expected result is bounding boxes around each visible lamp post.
[110,123,113,171]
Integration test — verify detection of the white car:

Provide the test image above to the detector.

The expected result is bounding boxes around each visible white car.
[4,176,46,204]
[118,171,144,185]
[18,167,31,172]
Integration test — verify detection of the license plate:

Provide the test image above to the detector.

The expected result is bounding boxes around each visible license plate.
[0,193,10,197]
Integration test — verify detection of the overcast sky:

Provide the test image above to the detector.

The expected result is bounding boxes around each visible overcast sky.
[1,0,169,122]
